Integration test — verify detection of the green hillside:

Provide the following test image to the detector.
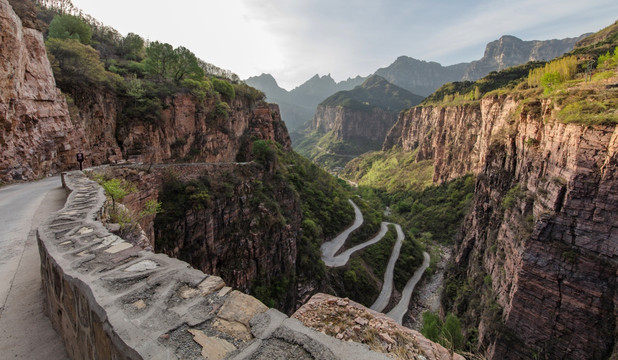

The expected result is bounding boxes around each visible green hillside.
[321,75,424,112]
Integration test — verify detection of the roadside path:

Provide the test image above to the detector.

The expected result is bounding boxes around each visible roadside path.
[0,176,68,359]
[320,199,430,324]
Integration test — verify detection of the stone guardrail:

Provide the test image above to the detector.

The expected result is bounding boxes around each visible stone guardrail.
[37,171,391,360]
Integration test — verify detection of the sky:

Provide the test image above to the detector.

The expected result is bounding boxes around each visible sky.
[69,0,618,90]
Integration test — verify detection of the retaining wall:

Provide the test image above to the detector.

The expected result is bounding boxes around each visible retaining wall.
[37,171,391,360]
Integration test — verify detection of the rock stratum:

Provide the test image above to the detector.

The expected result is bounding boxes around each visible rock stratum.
[0,0,290,183]
[0,0,84,181]
[384,90,617,358]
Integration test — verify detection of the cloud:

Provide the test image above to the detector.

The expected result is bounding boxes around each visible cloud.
[71,0,618,90]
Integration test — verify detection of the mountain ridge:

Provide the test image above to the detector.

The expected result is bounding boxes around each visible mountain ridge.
[247,34,587,131]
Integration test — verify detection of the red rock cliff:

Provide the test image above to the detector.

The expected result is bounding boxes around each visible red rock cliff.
[0,0,290,181]
[117,96,290,164]
[385,95,617,359]
[313,104,398,152]
[0,0,84,181]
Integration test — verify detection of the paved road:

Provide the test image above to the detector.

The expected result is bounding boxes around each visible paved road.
[386,251,431,324]
[0,176,68,359]
[370,224,404,312]
[320,199,364,266]
[320,199,431,324]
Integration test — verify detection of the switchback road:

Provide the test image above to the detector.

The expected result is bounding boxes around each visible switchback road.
[320,199,430,324]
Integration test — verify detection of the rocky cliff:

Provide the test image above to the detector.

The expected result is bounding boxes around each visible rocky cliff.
[0,0,291,182]
[114,162,302,314]
[462,35,586,81]
[313,105,398,147]
[118,96,291,164]
[296,75,423,169]
[384,92,617,358]
[0,0,84,181]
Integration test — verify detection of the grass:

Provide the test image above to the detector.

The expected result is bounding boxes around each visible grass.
[342,147,434,193]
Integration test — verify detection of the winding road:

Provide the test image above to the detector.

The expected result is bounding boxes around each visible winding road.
[386,252,431,324]
[370,223,404,312]
[320,199,430,324]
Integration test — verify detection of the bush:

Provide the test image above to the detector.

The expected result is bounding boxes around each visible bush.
[46,38,120,94]
[558,99,618,125]
[252,140,277,168]
[597,46,618,69]
[212,78,236,102]
[48,14,92,44]
[233,82,265,105]
[421,311,442,342]
[501,183,525,209]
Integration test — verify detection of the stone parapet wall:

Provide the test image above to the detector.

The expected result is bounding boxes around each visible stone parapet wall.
[37,170,394,359]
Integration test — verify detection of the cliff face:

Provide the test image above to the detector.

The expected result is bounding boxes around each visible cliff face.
[118,97,290,164]
[0,0,290,181]
[385,95,617,359]
[0,0,84,181]
[152,163,302,313]
[462,35,585,81]
[313,105,398,145]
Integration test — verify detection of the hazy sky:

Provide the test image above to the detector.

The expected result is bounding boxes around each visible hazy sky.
[69,0,617,90]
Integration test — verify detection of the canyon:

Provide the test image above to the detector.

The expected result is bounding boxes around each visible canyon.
[382,89,617,357]
[2,0,617,358]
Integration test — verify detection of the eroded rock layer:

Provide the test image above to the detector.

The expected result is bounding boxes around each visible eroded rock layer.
[385,95,617,359]
[0,0,84,181]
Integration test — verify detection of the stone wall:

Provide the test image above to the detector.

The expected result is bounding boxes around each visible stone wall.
[38,170,456,359]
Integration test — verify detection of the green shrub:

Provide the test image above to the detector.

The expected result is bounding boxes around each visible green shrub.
[597,46,618,69]
[181,78,214,101]
[441,313,465,353]
[209,101,231,121]
[48,14,92,44]
[212,78,236,102]
[558,99,618,125]
[252,140,277,168]
[421,311,442,342]
[502,183,525,210]
[46,38,120,94]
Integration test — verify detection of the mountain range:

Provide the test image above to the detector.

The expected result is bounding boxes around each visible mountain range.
[246,34,587,132]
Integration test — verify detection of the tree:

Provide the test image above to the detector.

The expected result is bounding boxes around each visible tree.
[170,46,204,83]
[46,38,119,93]
[121,33,145,61]
[143,42,204,83]
[421,311,442,342]
[143,41,175,80]
[101,178,135,211]
[441,313,465,354]
[48,14,92,44]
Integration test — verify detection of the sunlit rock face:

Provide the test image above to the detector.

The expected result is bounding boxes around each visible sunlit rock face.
[385,94,617,359]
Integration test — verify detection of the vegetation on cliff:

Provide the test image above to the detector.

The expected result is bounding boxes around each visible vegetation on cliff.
[320,75,424,112]
[35,0,264,152]
[294,76,424,172]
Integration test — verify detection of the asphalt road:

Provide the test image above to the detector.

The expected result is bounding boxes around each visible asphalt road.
[386,251,431,324]
[370,224,404,313]
[320,199,431,324]
[0,176,68,359]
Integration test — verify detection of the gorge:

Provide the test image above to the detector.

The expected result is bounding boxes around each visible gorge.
[1,0,617,359]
